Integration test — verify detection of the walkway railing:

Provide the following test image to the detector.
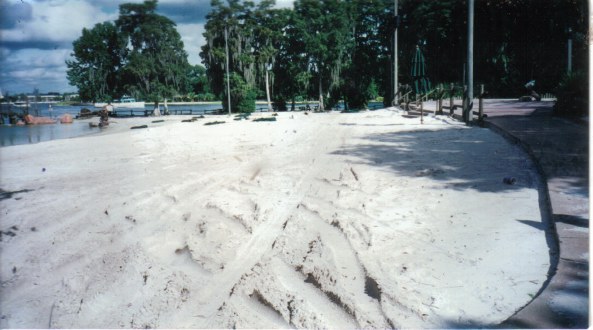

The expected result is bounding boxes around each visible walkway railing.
[395,83,489,123]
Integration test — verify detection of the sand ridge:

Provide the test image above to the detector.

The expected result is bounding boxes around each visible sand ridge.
[0,109,550,328]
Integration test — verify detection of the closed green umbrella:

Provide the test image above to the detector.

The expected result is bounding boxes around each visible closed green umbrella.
[411,45,431,95]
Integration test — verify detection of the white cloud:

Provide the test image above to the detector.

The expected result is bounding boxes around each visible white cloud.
[274,0,295,9]
[177,22,206,65]
[0,47,11,60]
[0,48,73,92]
[1,0,117,44]
[3,48,70,68]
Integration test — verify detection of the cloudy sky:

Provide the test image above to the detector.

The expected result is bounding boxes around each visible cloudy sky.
[0,0,292,95]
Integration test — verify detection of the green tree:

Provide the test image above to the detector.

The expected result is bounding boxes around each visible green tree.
[294,0,353,111]
[343,0,391,109]
[200,0,282,110]
[201,0,267,112]
[67,0,190,105]
[251,1,284,111]
[187,64,212,94]
[271,8,309,110]
[66,22,126,102]
[116,0,190,108]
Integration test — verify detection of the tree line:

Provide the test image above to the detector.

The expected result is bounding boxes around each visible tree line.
[66,0,213,106]
[67,0,588,112]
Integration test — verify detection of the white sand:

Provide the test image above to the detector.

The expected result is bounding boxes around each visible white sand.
[0,109,550,328]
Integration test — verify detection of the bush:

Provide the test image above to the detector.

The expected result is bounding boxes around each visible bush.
[222,73,256,113]
[197,92,216,101]
[554,71,588,116]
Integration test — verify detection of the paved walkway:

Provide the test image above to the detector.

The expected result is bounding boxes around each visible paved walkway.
[416,99,588,328]
[481,100,588,329]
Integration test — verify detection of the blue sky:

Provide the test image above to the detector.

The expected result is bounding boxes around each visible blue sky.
[0,0,292,95]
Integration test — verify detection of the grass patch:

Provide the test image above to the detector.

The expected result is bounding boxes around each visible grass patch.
[130,125,148,129]
[151,119,165,123]
[204,121,226,126]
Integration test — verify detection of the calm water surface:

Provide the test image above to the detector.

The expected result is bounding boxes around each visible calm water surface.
[0,122,101,147]
[1,101,381,147]
[0,102,224,147]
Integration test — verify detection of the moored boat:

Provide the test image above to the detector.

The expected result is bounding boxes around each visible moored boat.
[94,97,145,109]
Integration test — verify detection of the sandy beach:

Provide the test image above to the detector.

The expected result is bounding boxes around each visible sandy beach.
[0,109,550,328]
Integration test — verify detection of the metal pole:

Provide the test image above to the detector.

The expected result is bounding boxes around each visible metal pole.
[225,25,231,115]
[420,99,423,124]
[568,28,573,74]
[393,0,398,105]
[465,0,474,123]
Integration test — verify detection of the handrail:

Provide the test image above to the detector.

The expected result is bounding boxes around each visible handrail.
[414,88,437,103]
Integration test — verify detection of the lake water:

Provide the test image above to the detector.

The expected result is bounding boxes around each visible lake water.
[0,122,101,147]
[0,102,228,147]
[0,101,383,147]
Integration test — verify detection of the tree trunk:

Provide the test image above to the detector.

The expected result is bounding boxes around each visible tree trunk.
[318,75,325,111]
[153,101,161,116]
[265,69,272,112]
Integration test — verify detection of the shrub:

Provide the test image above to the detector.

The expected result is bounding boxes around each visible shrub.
[554,71,588,116]
[222,73,256,113]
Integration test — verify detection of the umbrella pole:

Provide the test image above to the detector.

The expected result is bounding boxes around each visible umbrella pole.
[420,97,423,124]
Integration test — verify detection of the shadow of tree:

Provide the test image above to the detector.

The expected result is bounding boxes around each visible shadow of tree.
[331,125,572,328]
[486,106,589,191]
[331,127,538,194]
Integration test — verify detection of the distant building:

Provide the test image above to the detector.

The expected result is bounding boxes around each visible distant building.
[64,93,79,101]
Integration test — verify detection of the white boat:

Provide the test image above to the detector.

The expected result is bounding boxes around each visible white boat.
[94,97,145,109]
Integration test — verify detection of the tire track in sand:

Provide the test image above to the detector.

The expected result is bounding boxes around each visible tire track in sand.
[176,118,352,327]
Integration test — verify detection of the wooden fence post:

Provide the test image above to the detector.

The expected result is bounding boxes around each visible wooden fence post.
[437,87,443,115]
[479,84,484,121]
[449,83,454,115]
[462,85,467,120]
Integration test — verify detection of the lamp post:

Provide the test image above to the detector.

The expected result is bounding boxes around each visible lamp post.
[224,25,231,115]
[464,0,474,123]
[393,0,398,106]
